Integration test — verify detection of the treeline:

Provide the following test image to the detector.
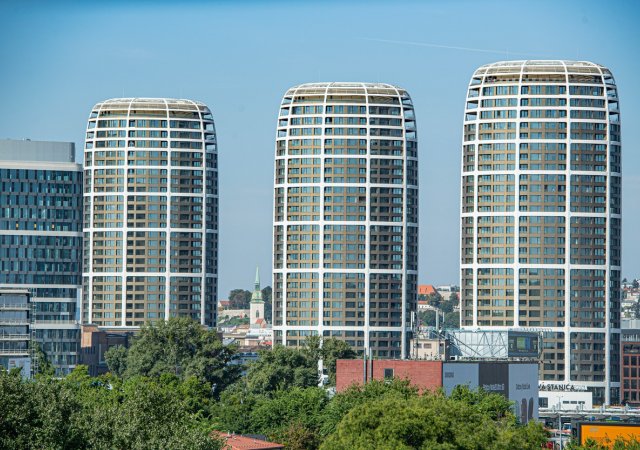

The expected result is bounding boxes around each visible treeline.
[1,318,558,449]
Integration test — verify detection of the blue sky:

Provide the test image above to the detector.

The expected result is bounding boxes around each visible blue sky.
[1,0,638,296]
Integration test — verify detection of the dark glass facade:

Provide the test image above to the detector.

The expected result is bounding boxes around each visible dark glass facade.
[0,142,83,375]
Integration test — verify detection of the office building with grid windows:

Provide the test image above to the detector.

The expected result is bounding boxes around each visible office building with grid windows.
[82,98,218,329]
[0,140,82,375]
[460,61,621,404]
[273,82,418,358]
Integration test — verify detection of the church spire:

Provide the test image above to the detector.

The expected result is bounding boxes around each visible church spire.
[254,266,260,292]
[251,266,263,303]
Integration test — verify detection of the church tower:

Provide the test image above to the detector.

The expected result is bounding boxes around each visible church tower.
[250,267,265,326]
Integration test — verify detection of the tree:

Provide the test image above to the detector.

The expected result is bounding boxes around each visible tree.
[110,317,240,396]
[104,345,128,377]
[319,379,419,439]
[444,311,460,329]
[244,346,317,395]
[30,340,55,377]
[426,292,442,308]
[110,377,220,450]
[0,366,222,450]
[418,309,437,327]
[303,336,357,385]
[634,279,640,289]
[214,385,328,449]
[0,369,81,449]
[250,387,328,448]
[228,289,252,309]
[320,388,547,450]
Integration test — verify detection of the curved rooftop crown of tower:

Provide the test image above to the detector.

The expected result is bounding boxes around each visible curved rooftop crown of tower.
[471,60,615,80]
[283,82,411,99]
[93,97,210,109]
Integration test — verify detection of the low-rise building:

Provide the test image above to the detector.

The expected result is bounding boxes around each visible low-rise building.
[336,359,539,423]
[621,319,640,405]
[418,284,440,301]
[79,324,134,376]
[0,289,31,377]
[410,330,449,360]
[538,383,593,410]
[213,433,283,450]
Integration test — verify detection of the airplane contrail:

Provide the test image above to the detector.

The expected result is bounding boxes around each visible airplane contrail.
[358,37,547,58]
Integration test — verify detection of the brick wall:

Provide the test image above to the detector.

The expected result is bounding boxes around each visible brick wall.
[336,359,443,392]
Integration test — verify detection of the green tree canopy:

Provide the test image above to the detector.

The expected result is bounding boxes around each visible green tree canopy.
[250,387,329,448]
[0,368,221,450]
[244,345,317,395]
[104,344,127,377]
[107,317,240,396]
[228,289,252,309]
[319,378,419,439]
[320,387,547,450]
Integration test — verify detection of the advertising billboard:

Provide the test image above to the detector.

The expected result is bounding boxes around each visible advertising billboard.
[509,363,538,423]
[478,362,508,397]
[442,363,479,395]
[578,423,640,448]
[507,332,540,358]
[442,362,539,424]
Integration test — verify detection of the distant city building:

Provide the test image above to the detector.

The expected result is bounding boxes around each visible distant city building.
[0,140,82,375]
[410,330,449,360]
[417,284,439,300]
[622,283,640,318]
[460,61,622,404]
[272,82,418,357]
[435,285,458,301]
[621,319,640,405]
[79,324,134,377]
[0,289,31,377]
[82,98,218,329]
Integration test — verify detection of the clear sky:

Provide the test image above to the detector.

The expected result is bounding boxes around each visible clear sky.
[1,0,638,297]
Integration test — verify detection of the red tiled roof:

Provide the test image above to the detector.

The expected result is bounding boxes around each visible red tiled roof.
[214,433,284,450]
[418,285,438,296]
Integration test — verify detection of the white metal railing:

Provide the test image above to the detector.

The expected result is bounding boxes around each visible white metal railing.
[0,349,29,355]
[0,334,30,340]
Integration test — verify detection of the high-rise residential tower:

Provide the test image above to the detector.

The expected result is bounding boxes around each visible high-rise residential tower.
[460,61,621,403]
[273,82,418,358]
[83,98,218,329]
[0,140,83,375]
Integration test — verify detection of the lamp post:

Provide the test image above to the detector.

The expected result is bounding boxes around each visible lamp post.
[557,396,564,450]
